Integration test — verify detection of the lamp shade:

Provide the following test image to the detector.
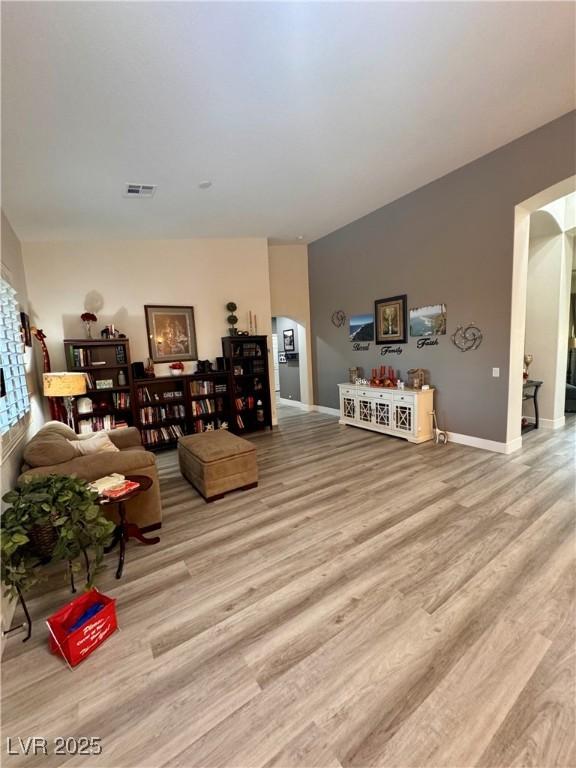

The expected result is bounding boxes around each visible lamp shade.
[43,372,87,397]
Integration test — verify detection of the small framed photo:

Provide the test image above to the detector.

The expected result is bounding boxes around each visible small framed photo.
[233,365,243,376]
[20,312,32,347]
[283,328,295,352]
[375,295,408,344]
[96,379,114,390]
[145,305,197,363]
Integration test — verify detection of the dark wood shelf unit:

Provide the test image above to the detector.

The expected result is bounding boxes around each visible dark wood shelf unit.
[221,335,272,435]
[133,372,232,448]
[64,338,135,433]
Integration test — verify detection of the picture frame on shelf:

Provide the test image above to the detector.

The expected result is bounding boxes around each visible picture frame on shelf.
[283,328,295,352]
[95,379,114,390]
[145,305,197,363]
[374,295,408,344]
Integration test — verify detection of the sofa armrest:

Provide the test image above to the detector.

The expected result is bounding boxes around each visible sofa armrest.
[106,427,142,450]
[19,448,156,484]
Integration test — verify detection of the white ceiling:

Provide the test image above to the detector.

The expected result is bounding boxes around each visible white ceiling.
[2,1,575,243]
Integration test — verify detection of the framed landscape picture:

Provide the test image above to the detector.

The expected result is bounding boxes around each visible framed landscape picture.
[349,314,374,342]
[145,305,197,362]
[409,304,447,336]
[374,295,407,344]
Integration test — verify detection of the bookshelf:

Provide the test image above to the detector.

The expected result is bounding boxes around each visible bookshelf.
[221,336,272,434]
[134,372,232,449]
[64,339,135,433]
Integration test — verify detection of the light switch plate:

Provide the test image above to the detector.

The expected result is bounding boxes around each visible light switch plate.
[492,367,500,377]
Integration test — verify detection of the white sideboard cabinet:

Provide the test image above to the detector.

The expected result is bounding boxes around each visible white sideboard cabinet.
[338,383,435,443]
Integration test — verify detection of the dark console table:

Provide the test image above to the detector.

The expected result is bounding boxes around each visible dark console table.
[522,379,543,433]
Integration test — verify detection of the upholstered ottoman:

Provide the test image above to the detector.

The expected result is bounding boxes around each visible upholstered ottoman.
[178,431,258,502]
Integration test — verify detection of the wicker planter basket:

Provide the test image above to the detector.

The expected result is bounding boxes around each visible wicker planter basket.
[29,523,57,559]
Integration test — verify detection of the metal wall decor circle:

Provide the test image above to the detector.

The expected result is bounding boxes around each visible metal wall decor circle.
[451,323,483,352]
[331,310,346,328]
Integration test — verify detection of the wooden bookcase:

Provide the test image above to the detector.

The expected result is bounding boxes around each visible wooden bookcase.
[134,372,232,450]
[221,335,272,434]
[64,339,135,433]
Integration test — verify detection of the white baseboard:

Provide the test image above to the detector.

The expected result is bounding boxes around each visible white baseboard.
[523,415,565,429]
[312,404,340,417]
[277,397,312,411]
[539,416,565,429]
[447,431,523,455]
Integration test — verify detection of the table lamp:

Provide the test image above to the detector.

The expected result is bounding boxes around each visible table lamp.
[43,372,87,428]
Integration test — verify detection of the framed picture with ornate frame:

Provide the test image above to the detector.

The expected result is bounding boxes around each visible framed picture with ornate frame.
[374,295,408,344]
[144,305,197,362]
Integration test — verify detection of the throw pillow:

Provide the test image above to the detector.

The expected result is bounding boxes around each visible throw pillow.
[68,433,120,456]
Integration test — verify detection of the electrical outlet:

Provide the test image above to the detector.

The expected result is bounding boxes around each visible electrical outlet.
[492,367,500,377]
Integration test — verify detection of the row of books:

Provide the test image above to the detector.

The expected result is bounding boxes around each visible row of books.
[232,343,263,358]
[191,398,225,416]
[142,424,185,445]
[139,404,186,423]
[193,419,228,433]
[78,416,128,433]
[189,380,227,395]
[138,387,183,403]
[235,396,255,411]
[112,392,131,409]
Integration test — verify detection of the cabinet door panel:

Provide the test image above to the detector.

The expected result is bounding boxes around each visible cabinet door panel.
[342,396,356,419]
[374,400,391,427]
[358,398,372,423]
[394,404,414,434]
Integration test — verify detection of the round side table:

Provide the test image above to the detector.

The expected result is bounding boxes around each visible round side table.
[102,475,160,579]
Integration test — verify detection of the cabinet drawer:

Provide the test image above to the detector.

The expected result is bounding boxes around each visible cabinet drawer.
[374,391,393,400]
[393,393,414,403]
[341,388,355,396]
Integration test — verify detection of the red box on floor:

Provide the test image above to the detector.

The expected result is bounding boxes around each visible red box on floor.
[46,588,117,668]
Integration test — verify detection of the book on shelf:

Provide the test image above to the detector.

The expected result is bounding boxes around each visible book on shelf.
[112,392,131,409]
[190,380,214,395]
[191,398,225,416]
[142,423,185,445]
[235,396,255,411]
[115,345,127,364]
[77,415,121,433]
[138,387,182,403]
[139,404,186,424]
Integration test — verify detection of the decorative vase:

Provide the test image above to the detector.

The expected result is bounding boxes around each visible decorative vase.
[84,321,93,339]
[118,370,127,387]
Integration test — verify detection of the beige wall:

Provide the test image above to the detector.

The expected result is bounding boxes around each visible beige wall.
[1,210,45,633]
[22,237,277,422]
[268,244,313,404]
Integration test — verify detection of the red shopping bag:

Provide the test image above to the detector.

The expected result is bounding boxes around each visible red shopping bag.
[46,588,117,668]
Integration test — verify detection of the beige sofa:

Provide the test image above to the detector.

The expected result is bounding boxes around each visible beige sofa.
[19,421,162,530]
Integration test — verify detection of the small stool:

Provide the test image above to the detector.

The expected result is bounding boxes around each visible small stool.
[178,431,258,502]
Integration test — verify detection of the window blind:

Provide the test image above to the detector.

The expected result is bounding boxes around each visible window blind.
[0,279,30,435]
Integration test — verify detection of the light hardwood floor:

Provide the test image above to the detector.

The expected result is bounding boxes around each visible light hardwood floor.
[2,406,575,768]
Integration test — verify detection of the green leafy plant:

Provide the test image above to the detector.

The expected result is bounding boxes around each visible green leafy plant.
[1,474,115,599]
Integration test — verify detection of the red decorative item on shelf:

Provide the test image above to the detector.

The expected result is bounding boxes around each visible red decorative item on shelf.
[46,589,117,669]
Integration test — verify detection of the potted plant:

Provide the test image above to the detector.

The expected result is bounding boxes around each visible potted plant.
[1,474,115,600]
[80,311,97,339]
[168,361,184,376]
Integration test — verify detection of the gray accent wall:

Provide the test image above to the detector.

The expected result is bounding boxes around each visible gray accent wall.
[275,316,301,402]
[309,112,576,443]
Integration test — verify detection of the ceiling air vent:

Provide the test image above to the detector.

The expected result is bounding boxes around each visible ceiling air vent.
[123,183,157,198]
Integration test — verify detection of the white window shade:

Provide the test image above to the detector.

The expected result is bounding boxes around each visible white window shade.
[0,278,30,435]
